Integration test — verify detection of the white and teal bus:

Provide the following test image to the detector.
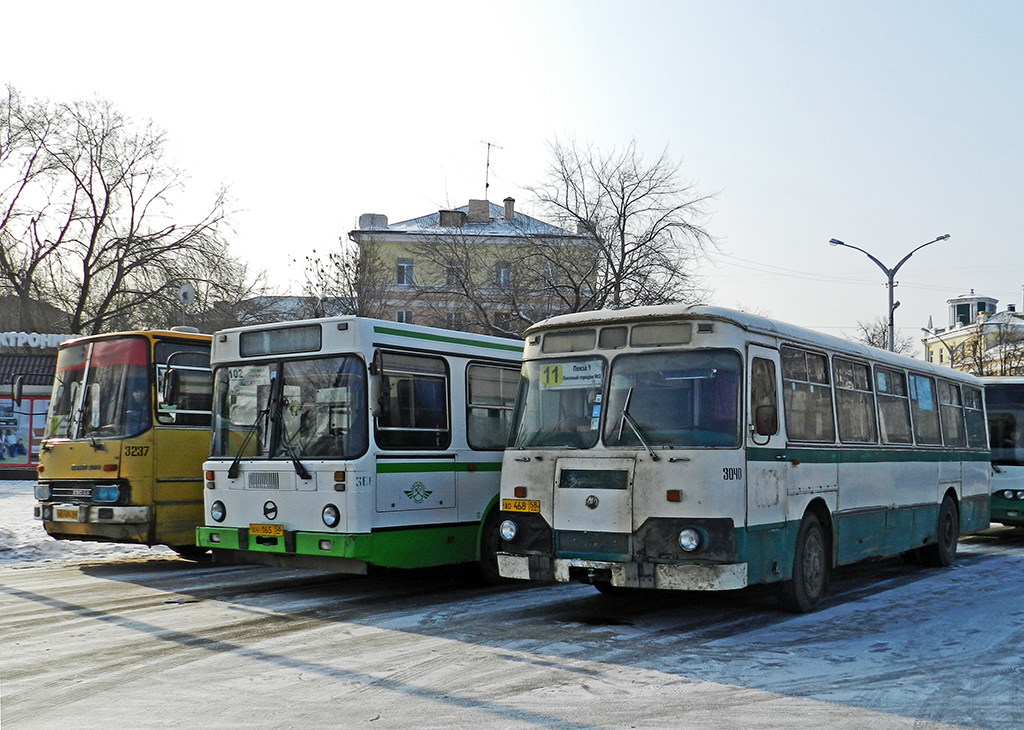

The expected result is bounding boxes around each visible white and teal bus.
[497,306,990,611]
[196,316,522,580]
[982,376,1024,527]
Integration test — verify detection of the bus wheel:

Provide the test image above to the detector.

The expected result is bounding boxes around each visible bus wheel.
[918,495,959,568]
[172,546,211,562]
[593,581,629,596]
[477,509,507,585]
[778,513,827,613]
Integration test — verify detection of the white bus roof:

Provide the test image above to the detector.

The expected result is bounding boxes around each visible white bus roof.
[212,315,523,362]
[525,304,983,386]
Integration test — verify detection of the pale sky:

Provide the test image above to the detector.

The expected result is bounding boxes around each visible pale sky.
[4,0,1023,346]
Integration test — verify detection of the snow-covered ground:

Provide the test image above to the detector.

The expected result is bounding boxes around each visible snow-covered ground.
[0,479,174,565]
[5,477,1024,728]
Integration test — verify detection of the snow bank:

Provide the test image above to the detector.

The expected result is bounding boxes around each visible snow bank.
[0,479,174,566]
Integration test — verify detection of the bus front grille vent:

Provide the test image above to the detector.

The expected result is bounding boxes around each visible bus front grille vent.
[558,469,628,491]
[49,483,97,504]
[247,472,281,490]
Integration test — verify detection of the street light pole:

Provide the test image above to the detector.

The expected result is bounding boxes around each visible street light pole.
[829,234,951,351]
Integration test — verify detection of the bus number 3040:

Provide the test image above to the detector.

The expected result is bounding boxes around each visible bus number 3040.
[723,467,742,481]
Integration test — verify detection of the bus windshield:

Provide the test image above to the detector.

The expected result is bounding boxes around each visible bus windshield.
[44,338,152,440]
[603,350,741,448]
[987,382,1024,466]
[512,358,605,449]
[211,356,368,460]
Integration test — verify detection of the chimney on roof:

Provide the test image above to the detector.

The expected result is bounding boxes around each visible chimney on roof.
[358,213,388,230]
[467,199,490,224]
[439,210,466,228]
[503,197,515,221]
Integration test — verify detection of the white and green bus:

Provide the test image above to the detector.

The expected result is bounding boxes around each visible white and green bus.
[497,305,990,611]
[981,376,1024,527]
[196,316,522,580]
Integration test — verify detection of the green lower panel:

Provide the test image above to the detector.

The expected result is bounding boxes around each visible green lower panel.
[198,523,481,569]
[197,525,242,550]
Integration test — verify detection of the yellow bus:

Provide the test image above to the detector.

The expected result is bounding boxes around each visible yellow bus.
[32,328,213,556]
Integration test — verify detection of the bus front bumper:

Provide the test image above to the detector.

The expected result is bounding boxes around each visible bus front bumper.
[498,553,748,591]
[34,503,150,525]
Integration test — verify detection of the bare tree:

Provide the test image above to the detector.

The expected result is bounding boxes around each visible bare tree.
[0,86,255,334]
[303,234,394,320]
[0,86,64,330]
[953,320,1024,376]
[407,227,576,337]
[530,138,716,309]
[851,318,917,355]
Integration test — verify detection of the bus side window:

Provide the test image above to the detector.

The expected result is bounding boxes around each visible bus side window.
[751,358,778,436]
[466,364,518,450]
[375,352,451,449]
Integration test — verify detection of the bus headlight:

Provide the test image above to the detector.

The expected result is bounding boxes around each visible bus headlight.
[499,519,518,542]
[678,527,702,552]
[1016,491,1024,500]
[34,485,50,500]
[322,504,341,528]
[92,485,121,503]
[210,500,227,523]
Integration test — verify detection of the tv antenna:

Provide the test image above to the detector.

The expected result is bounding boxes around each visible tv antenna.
[482,140,503,199]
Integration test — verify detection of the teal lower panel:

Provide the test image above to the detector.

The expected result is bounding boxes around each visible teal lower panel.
[737,522,795,585]
[992,495,1024,526]
[834,507,931,564]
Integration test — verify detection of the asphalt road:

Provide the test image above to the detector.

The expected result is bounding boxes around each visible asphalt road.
[3,529,1024,730]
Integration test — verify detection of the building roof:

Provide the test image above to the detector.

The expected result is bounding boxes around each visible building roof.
[355,200,581,239]
[0,354,57,386]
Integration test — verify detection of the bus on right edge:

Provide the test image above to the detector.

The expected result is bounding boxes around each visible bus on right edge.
[982,376,1024,526]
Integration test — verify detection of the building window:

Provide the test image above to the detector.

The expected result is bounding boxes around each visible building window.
[396,311,414,324]
[445,259,467,287]
[444,311,463,331]
[494,261,511,288]
[396,258,414,286]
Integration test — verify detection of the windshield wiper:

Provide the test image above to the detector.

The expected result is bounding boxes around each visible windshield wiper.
[227,405,270,480]
[280,440,312,480]
[270,404,312,480]
[617,387,660,462]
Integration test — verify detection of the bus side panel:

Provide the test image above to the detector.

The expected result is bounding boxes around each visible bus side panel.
[455,461,503,525]
[149,427,206,548]
[960,455,991,533]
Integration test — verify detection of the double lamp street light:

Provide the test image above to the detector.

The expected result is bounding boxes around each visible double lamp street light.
[828,234,951,352]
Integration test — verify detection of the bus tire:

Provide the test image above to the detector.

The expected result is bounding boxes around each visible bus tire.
[172,545,210,562]
[477,508,507,585]
[918,495,959,568]
[778,512,827,613]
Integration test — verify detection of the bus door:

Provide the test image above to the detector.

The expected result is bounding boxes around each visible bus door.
[745,346,788,532]
[552,457,635,555]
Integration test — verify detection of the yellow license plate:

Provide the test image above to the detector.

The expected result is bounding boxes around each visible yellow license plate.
[502,499,540,513]
[249,523,284,537]
[54,507,80,521]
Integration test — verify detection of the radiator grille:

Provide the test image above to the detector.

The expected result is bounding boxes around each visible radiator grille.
[48,483,97,504]
[247,472,281,490]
